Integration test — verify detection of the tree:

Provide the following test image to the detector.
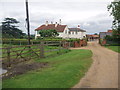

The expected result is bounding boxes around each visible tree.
[107,1,120,42]
[94,33,98,35]
[39,29,59,38]
[108,1,120,30]
[1,17,26,38]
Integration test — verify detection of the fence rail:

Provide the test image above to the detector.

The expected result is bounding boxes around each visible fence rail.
[1,40,87,69]
[1,41,68,69]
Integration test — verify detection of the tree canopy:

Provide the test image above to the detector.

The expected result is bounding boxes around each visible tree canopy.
[39,29,59,38]
[108,1,120,30]
[107,1,120,42]
[1,17,26,38]
[94,33,98,35]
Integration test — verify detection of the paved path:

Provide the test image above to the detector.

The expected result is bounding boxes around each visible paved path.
[71,41,118,88]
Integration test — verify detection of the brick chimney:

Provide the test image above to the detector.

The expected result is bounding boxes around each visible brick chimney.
[45,21,48,26]
[55,22,58,27]
[51,21,53,24]
[59,19,61,25]
[77,25,80,28]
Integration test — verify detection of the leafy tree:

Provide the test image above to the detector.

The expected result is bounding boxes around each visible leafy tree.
[108,1,120,30]
[105,35,113,41]
[107,1,120,42]
[39,29,59,38]
[94,33,98,35]
[105,30,120,42]
[112,29,120,40]
[1,17,26,38]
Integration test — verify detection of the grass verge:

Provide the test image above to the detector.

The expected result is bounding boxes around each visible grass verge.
[105,46,120,53]
[3,49,93,88]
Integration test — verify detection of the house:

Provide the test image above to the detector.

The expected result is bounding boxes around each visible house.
[68,27,86,39]
[35,20,86,39]
[86,34,99,41]
[99,30,113,39]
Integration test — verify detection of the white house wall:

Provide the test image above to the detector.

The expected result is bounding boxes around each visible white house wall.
[35,31,40,39]
[57,26,69,39]
[57,32,64,38]
[35,26,86,39]
[68,32,86,39]
[62,26,69,38]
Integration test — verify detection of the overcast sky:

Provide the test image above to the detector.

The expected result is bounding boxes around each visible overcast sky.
[0,0,114,34]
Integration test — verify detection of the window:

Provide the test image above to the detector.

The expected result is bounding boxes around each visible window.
[65,30,67,34]
[68,31,71,34]
[76,31,77,34]
[72,32,74,34]
[37,31,39,34]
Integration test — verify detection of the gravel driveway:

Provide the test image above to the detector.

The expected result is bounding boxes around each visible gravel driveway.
[71,41,118,88]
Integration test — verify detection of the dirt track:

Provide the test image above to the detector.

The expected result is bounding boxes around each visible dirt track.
[71,41,118,88]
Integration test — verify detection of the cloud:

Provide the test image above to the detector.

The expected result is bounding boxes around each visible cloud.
[0,0,113,34]
[81,14,113,34]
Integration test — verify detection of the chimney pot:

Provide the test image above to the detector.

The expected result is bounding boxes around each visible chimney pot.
[45,21,48,26]
[59,19,61,25]
[77,25,80,28]
[55,22,58,27]
[51,21,53,24]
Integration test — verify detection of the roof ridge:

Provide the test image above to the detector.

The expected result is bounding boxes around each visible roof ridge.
[35,24,67,32]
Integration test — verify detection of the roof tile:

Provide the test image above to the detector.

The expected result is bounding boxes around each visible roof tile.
[35,24,67,32]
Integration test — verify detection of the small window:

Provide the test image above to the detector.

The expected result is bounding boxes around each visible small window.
[69,31,70,34]
[72,32,74,34]
[37,31,39,34]
[65,30,67,34]
[76,32,77,34]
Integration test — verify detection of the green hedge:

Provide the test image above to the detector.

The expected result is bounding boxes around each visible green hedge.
[2,38,87,46]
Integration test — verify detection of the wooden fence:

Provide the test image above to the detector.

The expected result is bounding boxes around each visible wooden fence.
[1,40,87,69]
[1,41,68,69]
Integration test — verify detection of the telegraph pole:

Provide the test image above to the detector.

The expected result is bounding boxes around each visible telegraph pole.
[25,0,31,45]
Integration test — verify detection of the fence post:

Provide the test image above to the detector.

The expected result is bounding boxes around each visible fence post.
[62,40,65,48]
[31,41,33,45]
[20,41,21,45]
[40,41,44,58]
[7,47,11,68]
[59,41,61,47]
[68,42,70,48]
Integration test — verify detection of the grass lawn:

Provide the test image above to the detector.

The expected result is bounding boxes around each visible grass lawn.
[3,49,93,88]
[105,46,120,53]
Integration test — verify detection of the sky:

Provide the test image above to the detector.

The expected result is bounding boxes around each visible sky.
[0,0,114,34]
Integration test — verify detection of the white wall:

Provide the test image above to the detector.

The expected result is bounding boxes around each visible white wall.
[57,26,69,39]
[68,31,86,39]
[57,32,64,38]
[35,31,40,39]
[35,27,86,39]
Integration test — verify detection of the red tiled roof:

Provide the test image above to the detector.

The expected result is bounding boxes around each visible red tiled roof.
[107,30,112,33]
[100,30,113,34]
[87,34,99,38]
[35,24,67,32]
[92,35,99,37]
